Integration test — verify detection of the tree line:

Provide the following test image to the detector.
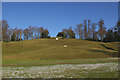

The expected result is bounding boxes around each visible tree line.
[57,19,120,42]
[1,20,50,41]
[1,19,120,42]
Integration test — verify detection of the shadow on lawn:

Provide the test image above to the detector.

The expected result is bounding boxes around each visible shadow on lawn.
[100,44,117,51]
[89,49,119,57]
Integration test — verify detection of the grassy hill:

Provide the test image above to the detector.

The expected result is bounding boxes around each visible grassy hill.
[2,39,119,66]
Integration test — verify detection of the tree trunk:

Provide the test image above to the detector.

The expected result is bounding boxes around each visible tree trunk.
[32,34,33,39]
[101,36,103,42]
[20,32,21,41]
[30,33,31,40]
[35,32,36,39]
[93,32,94,40]
[79,32,80,39]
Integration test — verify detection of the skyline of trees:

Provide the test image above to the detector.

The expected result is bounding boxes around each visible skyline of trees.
[1,19,120,42]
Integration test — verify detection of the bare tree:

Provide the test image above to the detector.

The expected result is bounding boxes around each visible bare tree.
[88,20,91,39]
[68,27,75,38]
[75,24,83,39]
[39,27,44,38]
[74,28,78,39]
[62,29,68,38]
[94,31,99,41]
[23,28,29,40]
[8,28,13,41]
[16,28,21,41]
[62,27,75,39]
[12,28,17,41]
[28,25,33,40]
[98,19,106,42]
[36,27,40,39]
[42,28,49,38]
[16,29,22,41]
[33,26,38,39]
[2,20,9,41]
[91,23,96,40]
[19,29,22,41]
[83,20,87,39]
[117,20,120,41]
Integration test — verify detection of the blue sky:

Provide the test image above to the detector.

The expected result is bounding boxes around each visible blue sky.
[2,2,118,37]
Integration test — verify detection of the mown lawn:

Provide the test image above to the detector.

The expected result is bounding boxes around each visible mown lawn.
[2,58,118,67]
[2,39,119,78]
[2,39,119,63]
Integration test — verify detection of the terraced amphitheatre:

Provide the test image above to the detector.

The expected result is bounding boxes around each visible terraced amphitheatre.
[2,39,119,78]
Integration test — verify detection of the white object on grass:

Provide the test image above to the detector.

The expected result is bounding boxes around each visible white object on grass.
[56,38,58,41]
[64,44,67,48]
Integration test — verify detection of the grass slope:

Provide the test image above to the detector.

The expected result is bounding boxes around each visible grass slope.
[2,39,119,66]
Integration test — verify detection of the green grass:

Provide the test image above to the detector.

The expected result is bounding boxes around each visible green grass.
[103,42,119,51]
[2,39,119,66]
[2,39,119,78]
[3,58,118,67]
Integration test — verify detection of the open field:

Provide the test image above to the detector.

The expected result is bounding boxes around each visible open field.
[2,39,119,78]
[2,39,119,66]
[2,39,119,61]
[2,58,118,67]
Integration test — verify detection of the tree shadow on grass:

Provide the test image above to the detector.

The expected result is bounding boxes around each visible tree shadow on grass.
[88,49,119,57]
[100,44,117,51]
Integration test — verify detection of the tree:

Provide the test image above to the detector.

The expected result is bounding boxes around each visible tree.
[103,29,114,42]
[75,24,83,39]
[23,28,29,40]
[28,25,33,40]
[16,29,22,41]
[113,27,118,41]
[62,27,75,39]
[11,28,17,41]
[57,32,66,38]
[88,20,91,39]
[98,19,106,42]
[8,28,13,41]
[62,29,68,38]
[68,29,75,38]
[91,23,96,40]
[41,28,49,38]
[2,20,9,41]
[11,32,15,41]
[83,20,87,39]
[74,28,78,39]
[39,27,44,38]
[0,21,2,41]
[33,26,37,39]
[16,28,21,41]
[19,29,22,41]
[94,31,99,41]
[30,27,34,39]
[35,27,40,39]
[117,20,120,41]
